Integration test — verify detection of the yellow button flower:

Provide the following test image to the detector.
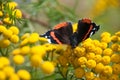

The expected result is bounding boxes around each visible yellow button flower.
[109,74,119,80]
[74,47,86,57]
[103,65,112,75]
[20,38,29,46]
[9,73,20,80]
[3,29,13,38]
[94,55,102,63]
[7,1,18,10]
[86,59,96,69]
[99,42,108,49]
[28,33,39,44]
[0,25,6,33]
[94,47,103,55]
[111,35,118,42]
[74,67,85,78]
[9,26,19,35]
[111,43,119,52]
[3,17,14,25]
[103,48,113,56]
[112,63,120,74]
[86,52,95,60]
[101,36,111,43]
[94,63,104,73]
[85,72,95,80]
[12,48,21,55]
[21,33,30,40]
[0,71,6,80]
[13,55,24,65]
[39,37,48,42]
[41,61,55,74]
[58,56,68,67]
[12,9,22,18]
[111,53,120,63]
[0,57,10,66]
[3,66,15,77]
[78,57,87,65]
[30,45,46,57]
[0,39,11,48]
[10,35,19,43]
[101,32,111,38]
[102,56,111,65]
[17,69,31,80]
[20,46,30,55]
[115,31,120,36]
[30,54,42,67]
[93,77,101,80]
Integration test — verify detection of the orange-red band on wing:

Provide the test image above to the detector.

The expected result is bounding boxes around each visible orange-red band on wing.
[82,25,93,41]
[82,18,91,24]
[50,31,62,44]
[54,22,68,29]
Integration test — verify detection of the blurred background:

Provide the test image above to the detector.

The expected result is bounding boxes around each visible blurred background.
[15,0,120,39]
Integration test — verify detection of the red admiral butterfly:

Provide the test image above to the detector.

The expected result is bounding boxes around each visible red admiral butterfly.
[40,18,100,48]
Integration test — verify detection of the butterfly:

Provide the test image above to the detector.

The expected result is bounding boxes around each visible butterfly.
[40,18,100,48]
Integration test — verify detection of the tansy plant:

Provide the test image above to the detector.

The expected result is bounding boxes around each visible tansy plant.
[0,0,120,80]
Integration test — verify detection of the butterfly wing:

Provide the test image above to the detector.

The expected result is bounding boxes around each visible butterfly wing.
[70,18,100,48]
[51,22,73,45]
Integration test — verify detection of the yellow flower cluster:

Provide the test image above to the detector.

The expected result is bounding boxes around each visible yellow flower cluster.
[0,57,31,80]
[0,1,22,25]
[0,25,19,48]
[56,31,120,79]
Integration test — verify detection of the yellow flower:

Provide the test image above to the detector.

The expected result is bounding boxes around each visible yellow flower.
[86,52,95,60]
[93,77,101,80]
[103,65,112,75]
[10,35,19,43]
[12,9,22,18]
[0,25,6,33]
[101,32,111,38]
[101,36,111,43]
[85,72,94,80]
[111,35,118,42]
[13,55,25,65]
[3,17,14,25]
[3,29,13,38]
[30,54,42,67]
[0,57,10,67]
[94,63,104,73]
[94,55,102,63]
[78,57,87,65]
[21,33,30,40]
[99,73,108,80]
[41,61,55,74]
[0,11,3,17]
[111,53,120,63]
[94,47,103,55]
[39,37,48,42]
[0,71,6,80]
[92,40,101,47]
[103,48,113,56]
[9,26,19,35]
[28,33,39,44]
[102,56,111,65]
[99,42,108,50]
[9,73,20,80]
[112,63,120,74]
[20,38,29,46]
[0,38,11,48]
[74,47,86,57]
[115,31,120,36]
[111,43,119,52]
[30,45,46,57]
[7,1,18,10]
[12,48,21,55]
[17,69,31,80]
[109,74,119,80]
[58,56,68,67]
[74,67,85,78]
[20,46,30,55]
[3,66,15,77]
[86,59,96,69]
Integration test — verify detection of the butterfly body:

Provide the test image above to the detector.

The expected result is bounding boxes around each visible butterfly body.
[40,18,100,48]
